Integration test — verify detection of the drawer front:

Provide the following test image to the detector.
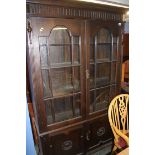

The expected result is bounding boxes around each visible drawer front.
[45,127,84,155]
[86,115,113,150]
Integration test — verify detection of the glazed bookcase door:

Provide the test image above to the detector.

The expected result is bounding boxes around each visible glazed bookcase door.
[28,18,85,132]
[87,22,121,116]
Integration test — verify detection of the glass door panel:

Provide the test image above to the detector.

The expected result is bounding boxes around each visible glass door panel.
[49,45,71,66]
[111,62,117,84]
[51,68,73,97]
[39,45,48,67]
[89,27,112,113]
[73,36,80,64]
[48,27,70,44]
[41,69,52,98]
[96,63,110,87]
[90,64,95,89]
[89,90,95,113]
[73,45,80,64]
[73,67,80,92]
[97,44,111,61]
[97,28,111,43]
[74,94,81,117]
[116,62,121,82]
[110,85,117,101]
[95,87,110,111]
[90,45,95,63]
[45,100,54,125]
[38,24,83,125]
[113,44,118,60]
[54,96,73,122]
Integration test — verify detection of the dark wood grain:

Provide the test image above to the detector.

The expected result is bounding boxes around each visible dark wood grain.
[26,1,124,154]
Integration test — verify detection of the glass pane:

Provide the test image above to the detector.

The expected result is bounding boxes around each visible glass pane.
[97,44,111,61]
[73,45,80,64]
[39,36,47,45]
[111,62,116,83]
[49,45,71,65]
[90,64,95,89]
[110,85,117,101]
[89,90,95,113]
[97,28,111,43]
[73,36,79,44]
[54,96,73,122]
[42,70,52,98]
[74,67,80,92]
[74,94,81,117]
[113,43,118,60]
[90,44,95,63]
[116,63,121,82]
[45,100,54,125]
[95,87,110,111]
[113,36,117,43]
[51,68,73,97]
[96,63,110,87]
[39,46,48,67]
[49,27,70,44]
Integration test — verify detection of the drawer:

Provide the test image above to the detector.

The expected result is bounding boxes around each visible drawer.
[86,115,113,150]
[41,126,85,155]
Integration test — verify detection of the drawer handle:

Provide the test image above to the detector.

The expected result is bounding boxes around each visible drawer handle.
[61,140,72,151]
[86,130,91,141]
[97,127,105,137]
[49,144,53,148]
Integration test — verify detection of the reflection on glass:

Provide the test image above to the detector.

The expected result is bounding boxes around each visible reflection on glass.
[39,36,47,45]
[49,46,71,66]
[42,70,52,98]
[97,44,111,61]
[110,85,117,100]
[97,28,111,43]
[73,36,79,44]
[90,44,95,62]
[95,87,110,111]
[96,63,110,87]
[49,27,70,44]
[54,96,73,122]
[113,44,117,60]
[40,46,48,67]
[73,45,80,64]
[90,64,95,89]
[74,67,80,92]
[89,90,95,113]
[45,100,54,125]
[48,26,72,66]
[51,68,73,96]
[111,62,116,83]
[113,37,117,43]
[39,37,48,67]
[116,63,121,82]
[74,94,81,117]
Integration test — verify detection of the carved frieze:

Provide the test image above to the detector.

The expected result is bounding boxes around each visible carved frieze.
[27,3,123,21]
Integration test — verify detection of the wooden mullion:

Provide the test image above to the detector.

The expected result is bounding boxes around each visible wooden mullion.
[110,33,113,85]
[71,36,76,117]
[47,36,56,122]
[93,35,97,112]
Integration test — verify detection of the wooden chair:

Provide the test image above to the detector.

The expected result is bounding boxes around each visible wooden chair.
[108,94,129,152]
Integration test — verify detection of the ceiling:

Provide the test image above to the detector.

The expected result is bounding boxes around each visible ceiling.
[99,0,128,5]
